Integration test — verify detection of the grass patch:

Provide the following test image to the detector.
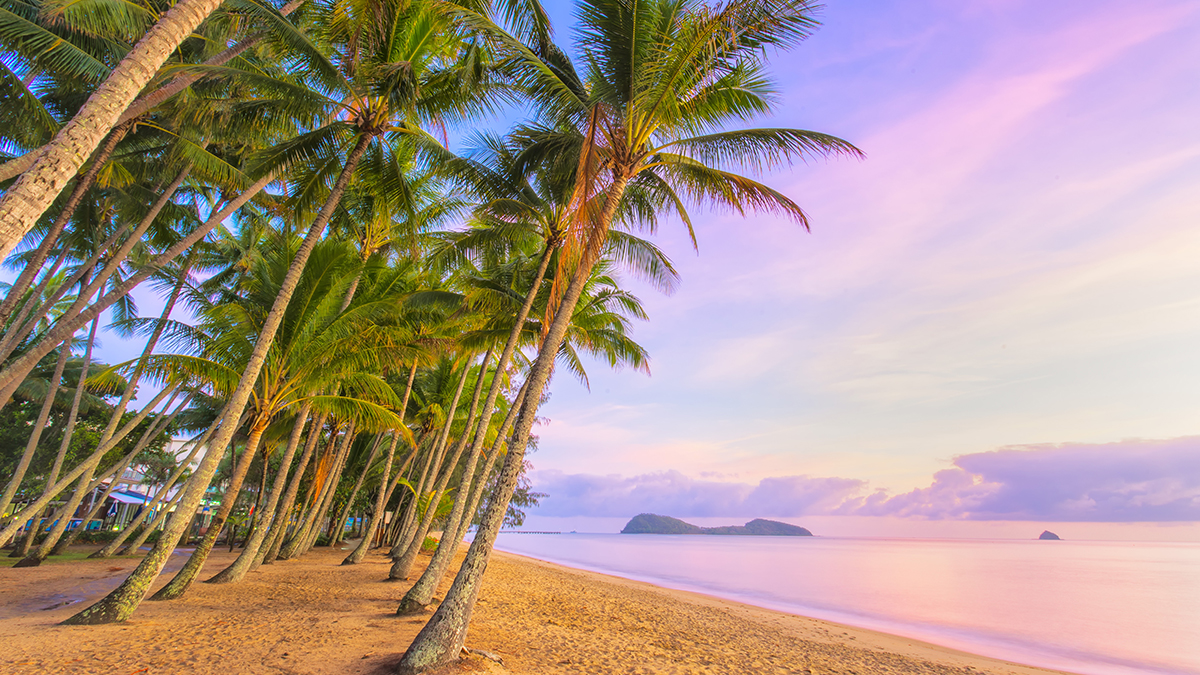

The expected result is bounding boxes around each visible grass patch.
[0,550,142,568]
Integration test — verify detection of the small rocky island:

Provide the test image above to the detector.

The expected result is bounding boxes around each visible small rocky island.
[621,513,812,536]
[1039,530,1062,540]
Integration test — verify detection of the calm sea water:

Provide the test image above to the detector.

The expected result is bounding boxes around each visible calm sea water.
[492,533,1200,675]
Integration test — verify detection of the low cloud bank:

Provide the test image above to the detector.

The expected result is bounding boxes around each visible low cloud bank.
[531,437,1200,522]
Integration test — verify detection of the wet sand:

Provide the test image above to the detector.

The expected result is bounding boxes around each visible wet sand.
[0,544,1071,675]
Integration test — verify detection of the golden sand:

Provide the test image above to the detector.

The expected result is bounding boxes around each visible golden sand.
[0,544,1070,675]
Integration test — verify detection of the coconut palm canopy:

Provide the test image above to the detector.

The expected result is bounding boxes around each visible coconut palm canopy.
[0,0,858,667]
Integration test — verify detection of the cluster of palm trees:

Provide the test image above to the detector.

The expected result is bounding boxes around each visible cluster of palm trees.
[0,0,859,670]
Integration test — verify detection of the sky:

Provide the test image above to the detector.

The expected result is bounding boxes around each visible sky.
[513,0,1200,538]
[30,0,1200,540]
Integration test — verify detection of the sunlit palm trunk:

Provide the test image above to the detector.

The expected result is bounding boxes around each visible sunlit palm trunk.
[0,0,227,260]
[61,135,373,625]
[301,421,357,552]
[343,362,417,565]
[330,432,385,544]
[397,378,529,611]
[398,174,630,673]
[258,413,328,567]
[207,402,312,583]
[0,170,274,411]
[12,316,99,565]
[0,122,131,326]
[389,362,473,579]
[280,420,355,558]
[398,243,554,611]
[150,415,267,599]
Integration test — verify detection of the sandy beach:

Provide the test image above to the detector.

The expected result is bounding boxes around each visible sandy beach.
[0,544,1071,675]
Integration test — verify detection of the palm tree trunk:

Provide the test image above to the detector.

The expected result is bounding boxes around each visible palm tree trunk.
[0,0,308,185]
[330,432,385,545]
[0,0,229,260]
[391,351,490,581]
[0,342,69,530]
[398,244,553,610]
[398,174,631,673]
[300,421,357,552]
[388,361,472,576]
[149,416,268,600]
[343,361,417,564]
[0,122,132,326]
[207,401,311,583]
[258,412,327,567]
[279,422,349,559]
[397,378,529,611]
[0,169,274,410]
[55,131,367,624]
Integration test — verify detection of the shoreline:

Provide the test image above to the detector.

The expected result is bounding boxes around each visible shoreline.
[0,543,1075,674]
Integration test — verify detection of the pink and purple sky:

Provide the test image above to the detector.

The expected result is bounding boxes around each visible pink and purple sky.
[517,0,1200,539]
[42,0,1200,540]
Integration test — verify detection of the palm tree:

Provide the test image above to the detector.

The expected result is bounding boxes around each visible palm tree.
[399,1,861,669]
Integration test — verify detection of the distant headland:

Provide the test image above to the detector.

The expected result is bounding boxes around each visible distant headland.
[621,513,813,536]
[1038,530,1062,540]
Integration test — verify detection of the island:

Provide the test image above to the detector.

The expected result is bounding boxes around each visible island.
[621,513,813,536]
[1038,530,1062,540]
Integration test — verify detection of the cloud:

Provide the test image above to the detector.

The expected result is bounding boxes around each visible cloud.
[530,470,865,518]
[857,436,1200,522]
[531,437,1200,522]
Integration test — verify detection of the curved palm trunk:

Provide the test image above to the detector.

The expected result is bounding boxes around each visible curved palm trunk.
[0,342,70,531]
[258,412,327,567]
[207,402,311,583]
[398,175,630,673]
[330,433,385,545]
[0,0,307,185]
[0,170,274,410]
[301,422,357,552]
[398,245,553,611]
[0,0,228,260]
[60,136,372,626]
[388,361,473,579]
[391,351,490,581]
[12,316,100,566]
[149,417,266,599]
[343,362,417,564]
[0,122,132,327]
[279,422,353,559]
[397,379,529,612]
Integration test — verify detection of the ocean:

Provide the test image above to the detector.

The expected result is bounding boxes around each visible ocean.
[492,533,1200,675]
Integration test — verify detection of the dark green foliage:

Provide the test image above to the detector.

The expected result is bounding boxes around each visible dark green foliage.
[621,513,703,534]
[622,514,812,536]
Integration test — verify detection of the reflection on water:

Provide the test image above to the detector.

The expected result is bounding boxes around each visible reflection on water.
[493,534,1200,675]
